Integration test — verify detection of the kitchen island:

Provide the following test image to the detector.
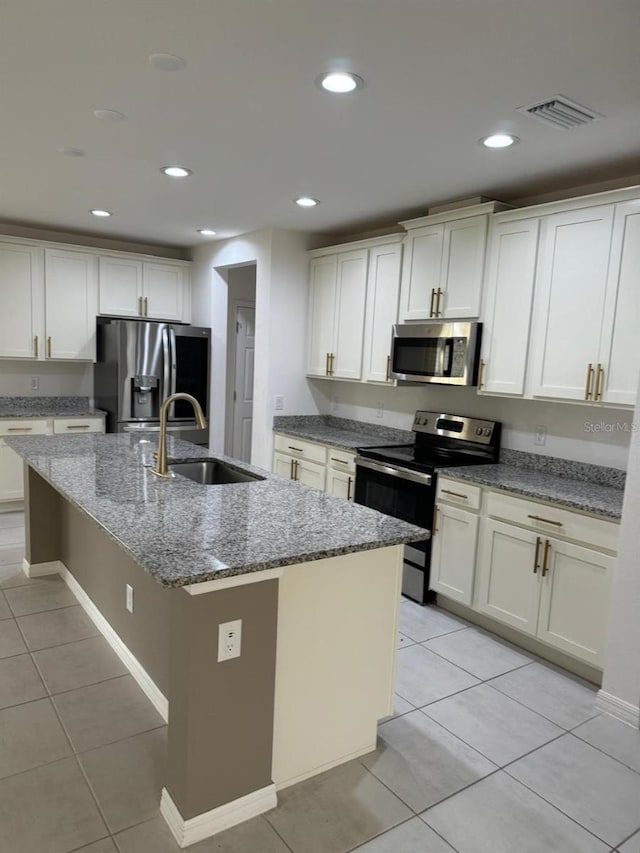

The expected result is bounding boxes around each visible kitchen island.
[6,432,427,848]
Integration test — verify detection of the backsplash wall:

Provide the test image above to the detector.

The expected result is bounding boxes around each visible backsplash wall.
[309,379,632,470]
[0,362,93,399]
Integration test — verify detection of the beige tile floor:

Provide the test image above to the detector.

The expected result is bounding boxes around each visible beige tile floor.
[1,510,639,852]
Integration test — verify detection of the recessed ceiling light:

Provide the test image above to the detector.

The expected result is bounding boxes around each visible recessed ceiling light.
[317,71,363,93]
[149,53,186,72]
[93,109,126,122]
[480,133,519,149]
[89,209,112,217]
[161,166,192,178]
[197,229,217,236]
[295,197,319,208]
[57,147,84,157]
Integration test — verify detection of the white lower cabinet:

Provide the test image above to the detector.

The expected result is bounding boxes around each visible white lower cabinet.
[273,434,355,499]
[272,449,326,491]
[326,467,354,501]
[0,441,25,502]
[430,503,478,605]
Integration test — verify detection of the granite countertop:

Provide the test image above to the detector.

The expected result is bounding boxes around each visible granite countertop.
[273,415,414,451]
[0,396,106,419]
[439,463,624,520]
[6,433,428,588]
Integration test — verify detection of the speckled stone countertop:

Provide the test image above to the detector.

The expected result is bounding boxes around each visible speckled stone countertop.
[273,415,414,450]
[440,459,624,520]
[6,433,428,588]
[0,396,106,418]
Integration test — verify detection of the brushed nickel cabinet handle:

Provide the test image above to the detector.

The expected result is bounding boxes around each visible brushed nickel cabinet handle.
[8,427,33,432]
[330,457,347,464]
[429,288,436,318]
[47,336,52,358]
[66,424,91,430]
[433,505,439,534]
[533,536,542,574]
[293,459,299,481]
[436,287,443,316]
[144,296,148,317]
[34,335,38,358]
[584,363,594,400]
[594,363,604,401]
[542,539,551,577]
[347,475,353,501]
[328,353,335,376]
[325,353,330,376]
[478,358,485,390]
[289,458,294,480]
[527,514,563,527]
[138,296,143,316]
[441,488,468,499]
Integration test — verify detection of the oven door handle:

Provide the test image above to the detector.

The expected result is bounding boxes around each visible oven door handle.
[355,456,432,486]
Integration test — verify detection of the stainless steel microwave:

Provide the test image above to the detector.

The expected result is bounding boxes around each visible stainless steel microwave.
[390,321,482,386]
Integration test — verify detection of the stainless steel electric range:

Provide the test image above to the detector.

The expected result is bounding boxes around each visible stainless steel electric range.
[354,411,501,604]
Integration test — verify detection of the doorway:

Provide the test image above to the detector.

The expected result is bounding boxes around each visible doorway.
[224,265,256,462]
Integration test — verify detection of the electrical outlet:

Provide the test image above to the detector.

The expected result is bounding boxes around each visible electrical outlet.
[274,395,284,411]
[218,619,242,662]
[376,402,384,419]
[331,394,340,412]
[125,584,134,613]
[534,425,547,446]
[30,376,39,391]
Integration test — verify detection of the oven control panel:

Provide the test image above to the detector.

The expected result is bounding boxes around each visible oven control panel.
[412,411,498,444]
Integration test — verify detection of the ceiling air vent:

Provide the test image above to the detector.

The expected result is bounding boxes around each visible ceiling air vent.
[517,95,603,130]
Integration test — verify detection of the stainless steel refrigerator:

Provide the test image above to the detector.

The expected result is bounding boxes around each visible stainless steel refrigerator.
[94,318,211,446]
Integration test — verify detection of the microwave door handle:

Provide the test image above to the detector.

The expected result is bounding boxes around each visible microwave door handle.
[442,339,453,376]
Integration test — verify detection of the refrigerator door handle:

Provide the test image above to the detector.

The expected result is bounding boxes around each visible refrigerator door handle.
[169,328,178,419]
[162,327,171,404]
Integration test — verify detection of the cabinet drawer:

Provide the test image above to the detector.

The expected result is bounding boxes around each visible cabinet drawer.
[53,417,105,434]
[436,477,481,511]
[486,491,619,553]
[327,448,356,472]
[0,419,50,436]
[273,434,327,465]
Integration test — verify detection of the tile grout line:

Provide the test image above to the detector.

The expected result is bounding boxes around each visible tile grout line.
[564,728,640,779]
[416,641,535,684]
[481,678,599,731]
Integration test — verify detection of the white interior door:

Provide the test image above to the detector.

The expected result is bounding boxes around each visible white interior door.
[231,303,255,463]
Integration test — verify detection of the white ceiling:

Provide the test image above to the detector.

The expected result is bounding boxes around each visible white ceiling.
[1,0,640,248]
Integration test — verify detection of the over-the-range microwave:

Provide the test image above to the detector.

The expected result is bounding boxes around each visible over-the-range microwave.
[390,321,482,386]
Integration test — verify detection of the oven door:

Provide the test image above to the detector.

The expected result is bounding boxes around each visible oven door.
[354,457,435,604]
[391,322,480,386]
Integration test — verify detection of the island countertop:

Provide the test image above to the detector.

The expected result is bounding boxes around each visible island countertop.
[7,433,428,588]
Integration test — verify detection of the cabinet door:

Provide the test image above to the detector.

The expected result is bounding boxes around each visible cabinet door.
[98,256,143,318]
[45,249,98,361]
[430,504,479,605]
[440,215,488,318]
[0,442,24,501]
[142,263,184,321]
[399,225,443,320]
[475,519,542,635]
[332,250,368,380]
[295,458,326,491]
[326,468,354,501]
[480,218,540,395]
[362,243,402,383]
[0,243,44,359]
[529,205,614,401]
[307,255,337,377]
[537,538,613,667]
[598,201,640,406]
[273,451,295,480]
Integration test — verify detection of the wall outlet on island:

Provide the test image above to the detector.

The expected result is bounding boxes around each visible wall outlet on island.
[125,584,134,613]
[218,619,242,662]
[331,394,340,413]
[534,425,547,446]
[274,395,284,411]
[30,376,39,391]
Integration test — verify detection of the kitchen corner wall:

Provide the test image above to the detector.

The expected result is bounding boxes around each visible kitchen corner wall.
[189,228,319,470]
[0,361,93,399]
[310,379,632,470]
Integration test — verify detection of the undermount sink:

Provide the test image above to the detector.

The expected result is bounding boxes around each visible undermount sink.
[168,459,265,485]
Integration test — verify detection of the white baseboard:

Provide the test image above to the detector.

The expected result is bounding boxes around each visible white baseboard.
[274,740,377,791]
[160,784,277,848]
[24,558,169,723]
[597,689,640,728]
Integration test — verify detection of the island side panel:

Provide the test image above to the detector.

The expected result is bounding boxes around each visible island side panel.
[271,545,403,790]
[167,579,279,821]
[25,467,171,696]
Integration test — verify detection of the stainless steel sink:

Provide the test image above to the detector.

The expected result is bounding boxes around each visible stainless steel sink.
[168,459,265,485]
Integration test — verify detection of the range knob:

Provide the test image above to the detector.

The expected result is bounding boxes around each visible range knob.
[483,427,492,436]
[475,426,483,436]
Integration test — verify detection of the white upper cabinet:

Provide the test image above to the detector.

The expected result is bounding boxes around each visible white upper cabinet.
[306,248,368,380]
[399,204,499,321]
[362,242,403,384]
[598,200,640,406]
[142,262,185,322]
[480,218,540,396]
[0,243,44,359]
[528,204,614,402]
[98,256,142,318]
[45,249,98,361]
[98,257,190,323]
[399,224,443,319]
